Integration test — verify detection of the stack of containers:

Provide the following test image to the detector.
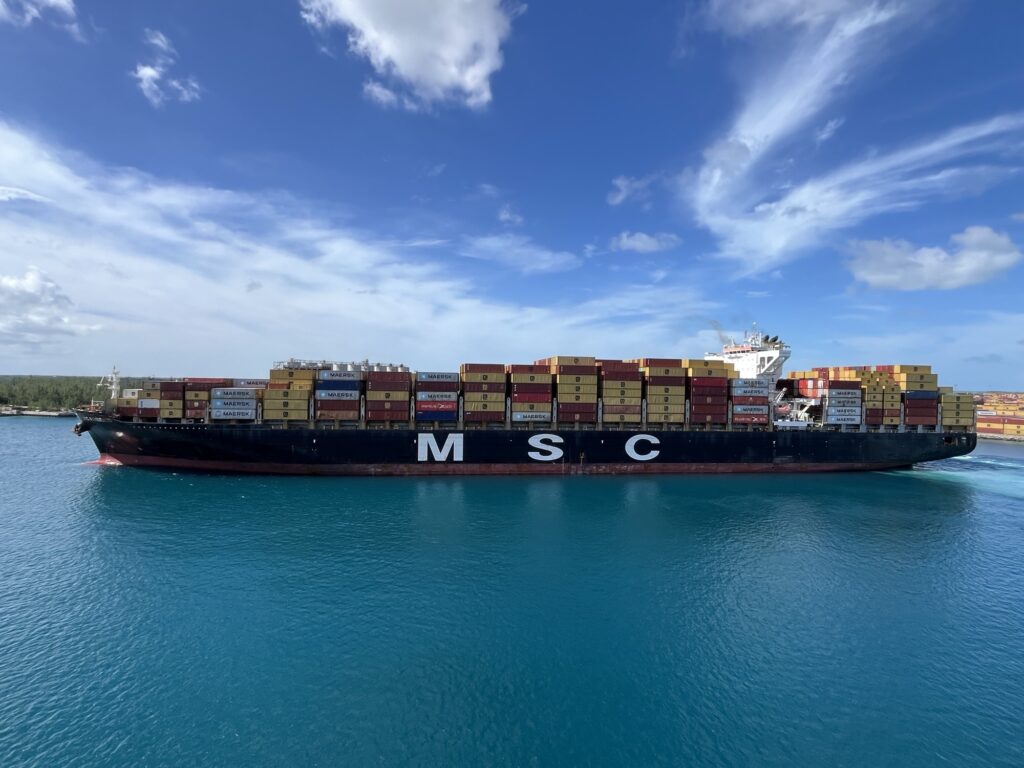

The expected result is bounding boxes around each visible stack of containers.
[683,359,732,425]
[822,380,862,426]
[729,378,770,426]
[264,368,313,421]
[210,384,260,421]
[461,364,506,424]
[891,365,938,428]
[365,370,411,423]
[508,364,553,424]
[115,388,140,418]
[158,380,184,420]
[598,359,642,424]
[183,378,230,422]
[138,382,161,418]
[548,356,598,425]
[861,369,901,427]
[315,369,363,423]
[940,391,975,430]
[414,371,460,424]
[637,358,686,425]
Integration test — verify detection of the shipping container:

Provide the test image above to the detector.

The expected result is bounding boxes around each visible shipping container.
[549,356,596,366]
[730,395,769,406]
[413,380,460,392]
[604,413,643,423]
[510,383,552,394]
[234,379,270,388]
[463,392,505,402]
[603,405,642,414]
[506,365,549,374]
[212,388,261,399]
[464,411,505,422]
[648,395,687,404]
[558,403,598,414]
[648,385,686,396]
[733,405,769,415]
[512,393,552,403]
[462,372,507,383]
[512,404,553,414]
[415,391,458,402]
[731,386,770,397]
[210,408,257,419]
[690,395,727,405]
[315,380,361,391]
[732,415,769,425]
[602,387,642,399]
[315,390,360,401]
[647,376,687,386]
[415,371,460,382]
[648,413,686,423]
[416,412,458,422]
[269,369,316,381]
[463,381,507,393]
[460,363,505,374]
[414,401,458,412]
[600,372,644,383]
[211,398,258,409]
[510,373,552,384]
[366,390,410,401]
[315,400,360,411]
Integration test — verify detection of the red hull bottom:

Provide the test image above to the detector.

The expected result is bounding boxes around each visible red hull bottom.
[96,453,909,476]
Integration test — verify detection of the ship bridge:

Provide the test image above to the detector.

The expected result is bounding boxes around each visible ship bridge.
[704,324,791,384]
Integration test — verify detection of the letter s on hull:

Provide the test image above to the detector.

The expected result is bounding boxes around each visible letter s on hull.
[528,433,564,461]
[625,434,660,461]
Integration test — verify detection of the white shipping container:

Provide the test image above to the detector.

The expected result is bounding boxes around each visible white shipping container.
[824,415,861,424]
[210,408,257,420]
[730,378,765,388]
[212,398,257,409]
[318,369,364,381]
[416,371,460,382]
[314,390,360,401]
[512,411,551,422]
[731,386,770,397]
[825,397,862,408]
[416,391,458,402]
[732,404,769,415]
[234,378,269,388]
[122,388,140,398]
[826,406,862,417]
[138,398,160,409]
[213,388,261,398]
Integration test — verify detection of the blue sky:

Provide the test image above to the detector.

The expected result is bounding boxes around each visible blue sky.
[1,0,1023,388]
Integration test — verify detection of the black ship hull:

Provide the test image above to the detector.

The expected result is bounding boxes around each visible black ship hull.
[77,417,976,475]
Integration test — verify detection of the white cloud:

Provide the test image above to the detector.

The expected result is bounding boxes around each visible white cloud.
[1012,212,1024,222]
[300,0,519,110]
[0,0,75,29]
[0,186,46,202]
[684,0,1024,274]
[606,174,658,206]
[609,231,681,253]
[132,28,202,108]
[460,234,579,274]
[477,183,500,198]
[0,267,97,347]
[815,116,843,144]
[497,204,523,226]
[848,226,1021,290]
[0,120,718,373]
[362,79,399,108]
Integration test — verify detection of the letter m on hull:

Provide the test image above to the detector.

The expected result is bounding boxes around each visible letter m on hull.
[417,433,464,462]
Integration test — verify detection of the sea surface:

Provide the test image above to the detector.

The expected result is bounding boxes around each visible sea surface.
[1,417,1022,767]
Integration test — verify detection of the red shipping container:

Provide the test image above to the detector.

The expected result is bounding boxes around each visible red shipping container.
[597,360,640,372]
[599,371,643,382]
[506,364,549,374]
[865,417,884,425]
[552,365,599,375]
[512,393,553,403]
[464,411,504,422]
[690,385,727,395]
[184,382,214,392]
[603,405,642,414]
[414,381,460,392]
[865,408,883,417]
[687,376,728,386]
[558,403,598,414]
[117,406,139,417]
[316,400,359,411]
[905,406,937,416]
[464,381,508,392]
[511,383,552,394]
[267,382,290,390]
[461,363,505,373]
[647,375,686,386]
[730,396,769,405]
[367,380,411,392]
[875,365,894,372]
[825,380,861,390]
[160,386,185,396]
[692,395,727,405]
[637,358,679,367]
[139,408,159,417]
[690,414,728,423]
[415,401,458,412]
[691,404,728,415]
[905,416,938,425]
[367,373,410,385]
[731,415,769,424]
[559,412,598,422]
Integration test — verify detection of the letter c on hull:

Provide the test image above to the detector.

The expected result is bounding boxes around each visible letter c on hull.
[528,433,564,461]
[625,434,660,461]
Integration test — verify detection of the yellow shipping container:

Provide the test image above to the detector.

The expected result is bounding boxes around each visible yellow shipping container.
[557,384,598,394]
[901,382,938,391]
[263,408,307,419]
[269,368,316,381]
[140,389,160,399]
[647,395,687,405]
[264,390,310,401]
[290,381,314,392]
[602,380,643,390]
[462,372,506,383]
[464,401,503,412]
[511,402,552,413]
[941,393,973,403]
[604,413,642,423]
[159,398,183,408]
[510,373,551,384]
[681,359,734,371]
[562,393,598,403]
[603,397,642,407]
[642,366,688,377]
[365,390,410,401]
[892,365,932,374]
[555,374,598,385]
[464,392,505,402]
[550,356,596,366]
[648,386,686,396]
[941,417,975,426]
[689,370,730,379]
[882,416,901,425]
[895,373,939,384]
[648,413,686,423]
[116,397,138,407]
[185,391,210,401]
[159,408,183,418]
[603,387,642,398]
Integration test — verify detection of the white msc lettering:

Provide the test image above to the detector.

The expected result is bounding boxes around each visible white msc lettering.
[417,433,464,462]
[527,433,564,461]
[625,434,660,461]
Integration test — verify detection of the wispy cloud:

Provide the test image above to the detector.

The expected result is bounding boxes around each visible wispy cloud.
[0,0,77,35]
[607,174,658,206]
[609,231,681,253]
[848,226,1021,290]
[460,234,579,273]
[0,267,97,347]
[132,29,202,108]
[497,203,523,226]
[815,117,844,144]
[681,1,1024,275]
[300,0,520,110]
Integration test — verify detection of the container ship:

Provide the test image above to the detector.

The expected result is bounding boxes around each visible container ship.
[74,329,976,475]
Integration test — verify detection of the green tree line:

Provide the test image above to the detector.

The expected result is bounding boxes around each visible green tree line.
[0,376,147,410]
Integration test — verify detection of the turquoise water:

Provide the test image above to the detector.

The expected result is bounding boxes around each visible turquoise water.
[2,419,1022,767]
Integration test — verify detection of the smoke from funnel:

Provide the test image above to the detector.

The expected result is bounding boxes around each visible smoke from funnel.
[709,320,729,346]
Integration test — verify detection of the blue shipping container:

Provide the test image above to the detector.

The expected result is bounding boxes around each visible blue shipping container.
[416,411,458,421]
[905,390,939,400]
[314,380,361,391]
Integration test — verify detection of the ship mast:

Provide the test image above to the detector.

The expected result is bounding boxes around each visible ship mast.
[96,366,121,405]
